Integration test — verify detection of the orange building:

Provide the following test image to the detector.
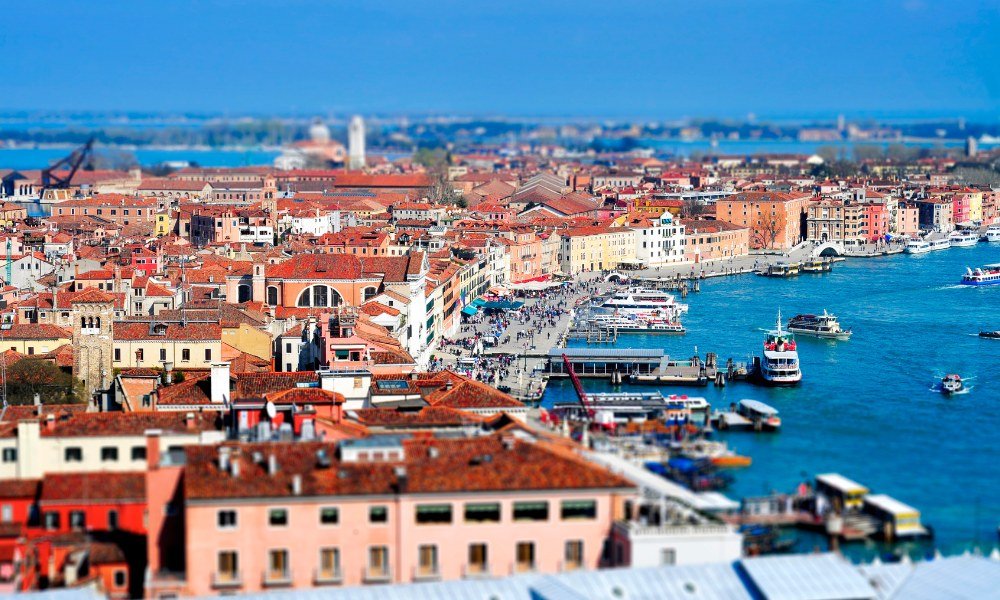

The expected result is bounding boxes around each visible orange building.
[715,191,810,249]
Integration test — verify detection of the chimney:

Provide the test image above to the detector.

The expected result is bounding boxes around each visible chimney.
[268,454,278,476]
[291,474,302,496]
[210,362,230,404]
[230,456,241,478]
[45,413,55,432]
[184,412,196,430]
[163,362,173,384]
[394,465,408,493]
[218,447,231,472]
[137,430,161,471]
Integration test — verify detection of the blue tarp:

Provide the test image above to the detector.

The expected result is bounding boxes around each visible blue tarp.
[480,300,525,310]
[461,306,479,316]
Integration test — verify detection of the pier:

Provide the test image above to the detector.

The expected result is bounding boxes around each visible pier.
[545,348,745,387]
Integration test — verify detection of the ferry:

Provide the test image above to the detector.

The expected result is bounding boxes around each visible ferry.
[756,262,800,277]
[737,399,781,431]
[800,258,832,273]
[948,230,980,247]
[985,224,1000,242]
[960,264,1000,286]
[597,287,688,316]
[926,238,951,252]
[940,374,964,395]
[591,314,685,334]
[786,310,852,340]
[754,310,802,385]
[905,238,931,254]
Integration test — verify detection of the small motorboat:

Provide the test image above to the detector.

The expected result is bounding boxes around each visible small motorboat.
[941,374,964,395]
[980,330,1000,339]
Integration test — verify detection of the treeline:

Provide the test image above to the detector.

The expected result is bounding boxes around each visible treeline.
[0,120,313,148]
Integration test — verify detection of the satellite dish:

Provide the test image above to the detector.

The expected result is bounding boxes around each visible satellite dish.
[264,401,277,420]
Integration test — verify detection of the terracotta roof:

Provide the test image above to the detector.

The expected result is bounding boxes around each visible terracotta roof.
[39,472,145,503]
[0,478,40,499]
[352,406,484,428]
[263,387,345,406]
[0,404,87,423]
[156,372,214,406]
[232,372,319,402]
[184,434,632,500]
[265,253,419,282]
[113,321,221,341]
[0,324,71,340]
[36,411,223,437]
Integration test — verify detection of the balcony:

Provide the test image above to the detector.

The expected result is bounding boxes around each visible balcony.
[210,572,242,589]
[362,566,392,584]
[461,564,492,579]
[262,569,293,587]
[412,566,441,582]
[313,568,342,586]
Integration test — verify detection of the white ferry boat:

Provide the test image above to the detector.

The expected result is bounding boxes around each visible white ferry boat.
[985,224,1000,242]
[961,264,1000,286]
[787,310,852,340]
[755,310,802,386]
[905,239,931,254]
[948,230,980,247]
[927,238,951,252]
[598,287,688,316]
[591,314,685,334]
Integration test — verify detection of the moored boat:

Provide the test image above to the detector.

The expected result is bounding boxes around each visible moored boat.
[737,399,782,430]
[979,330,1000,339]
[756,262,800,277]
[905,238,931,254]
[926,237,951,252]
[753,310,802,385]
[960,264,1000,286]
[985,224,1000,242]
[800,258,833,273]
[948,230,980,247]
[597,286,688,316]
[786,310,851,340]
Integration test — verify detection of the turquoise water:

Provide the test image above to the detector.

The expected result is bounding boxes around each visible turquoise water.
[544,244,1000,554]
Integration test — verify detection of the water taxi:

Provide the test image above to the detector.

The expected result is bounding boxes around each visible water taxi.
[737,399,782,431]
[800,258,832,273]
[905,238,931,254]
[756,262,800,277]
[754,311,802,385]
[862,494,929,539]
[597,287,688,316]
[786,310,852,340]
[961,264,1000,286]
[985,224,1000,242]
[948,230,980,247]
[590,314,685,334]
[940,374,964,395]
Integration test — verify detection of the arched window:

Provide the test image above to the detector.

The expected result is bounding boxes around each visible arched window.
[237,284,251,303]
[266,286,279,306]
[296,285,343,308]
[95,317,101,329]
[363,286,378,302]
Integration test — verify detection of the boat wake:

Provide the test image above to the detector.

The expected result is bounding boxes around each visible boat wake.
[935,284,971,290]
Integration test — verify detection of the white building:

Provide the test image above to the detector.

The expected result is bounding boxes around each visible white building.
[348,115,366,170]
[627,213,686,266]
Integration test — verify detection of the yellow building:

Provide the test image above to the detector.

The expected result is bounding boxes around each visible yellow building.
[222,322,272,361]
[558,225,637,274]
[154,211,176,237]
[0,324,72,356]
[113,321,223,370]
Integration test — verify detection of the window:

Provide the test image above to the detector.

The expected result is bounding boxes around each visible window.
[268,508,288,526]
[101,447,119,462]
[131,446,146,461]
[136,348,144,362]
[267,549,289,581]
[218,510,237,529]
[515,542,535,572]
[369,505,387,523]
[113,569,126,588]
[513,501,548,521]
[205,348,212,361]
[415,504,452,525]
[1,504,12,523]
[70,510,86,530]
[217,551,238,582]
[561,500,597,520]
[44,511,60,530]
[318,547,341,580]
[108,509,119,530]
[464,502,501,523]
[64,447,83,462]
[2,448,16,462]
[367,546,389,579]
[180,348,190,362]
[565,540,584,570]
[417,544,439,577]
[319,507,339,525]
[468,543,488,574]
[159,348,167,361]
[661,548,677,565]
[114,348,121,362]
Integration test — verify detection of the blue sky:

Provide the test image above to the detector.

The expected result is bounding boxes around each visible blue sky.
[2,0,998,119]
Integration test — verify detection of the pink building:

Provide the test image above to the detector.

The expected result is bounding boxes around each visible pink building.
[950,193,970,225]
[863,203,888,241]
[147,434,632,596]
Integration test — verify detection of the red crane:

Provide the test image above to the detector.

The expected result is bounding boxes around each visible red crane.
[562,353,594,422]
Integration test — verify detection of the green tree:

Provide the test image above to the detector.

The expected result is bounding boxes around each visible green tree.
[3,359,87,405]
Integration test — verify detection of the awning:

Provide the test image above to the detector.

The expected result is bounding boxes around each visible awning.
[461,306,479,316]
[480,300,524,310]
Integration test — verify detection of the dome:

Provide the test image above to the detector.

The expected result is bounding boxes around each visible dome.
[309,118,331,144]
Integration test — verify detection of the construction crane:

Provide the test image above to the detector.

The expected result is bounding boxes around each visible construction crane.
[40,138,95,194]
[562,353,594,423]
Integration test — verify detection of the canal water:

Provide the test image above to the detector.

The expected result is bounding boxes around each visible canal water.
[543,243,1000,556]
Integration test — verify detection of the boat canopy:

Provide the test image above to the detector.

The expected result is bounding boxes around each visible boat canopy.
[863,493,919,517]
[816,473,869,495]
[739,399,779,415]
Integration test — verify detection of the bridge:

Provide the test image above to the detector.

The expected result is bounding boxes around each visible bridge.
[812,241,845,257]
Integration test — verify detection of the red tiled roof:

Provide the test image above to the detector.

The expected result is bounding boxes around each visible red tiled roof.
[37,411,223,437]
[40,472,145,503]
[0,478,40,499]
[0,324,71,340]
[184,434,632,500]
[264,387,345,406]
[352,406,483,427]
[113,321,221,341]
[232,372,318,402]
